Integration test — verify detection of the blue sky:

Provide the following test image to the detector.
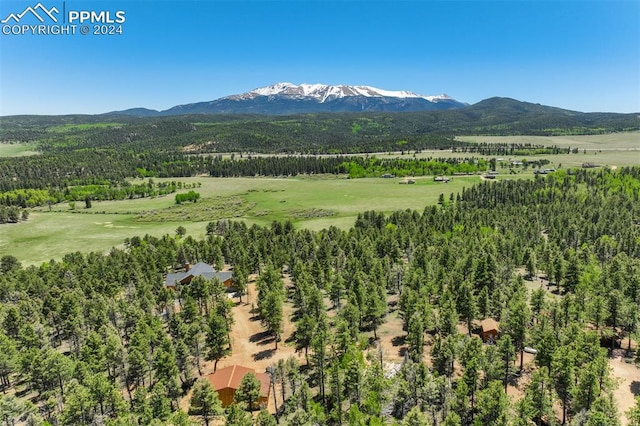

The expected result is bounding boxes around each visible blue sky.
[1,0,638,115]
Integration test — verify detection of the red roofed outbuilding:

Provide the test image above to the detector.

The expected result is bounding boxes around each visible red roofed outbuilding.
[204,365,270,408]
[480,318,499,343]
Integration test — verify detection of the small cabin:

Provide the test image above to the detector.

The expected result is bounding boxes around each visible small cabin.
[480,318,499,343]
[204,365,270,408]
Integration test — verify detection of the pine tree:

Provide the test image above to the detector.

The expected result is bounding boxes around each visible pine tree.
[294,314,315,363]
[189,378,223,426]
[457,280,478,335]
[234,373,261,411]
[311,315,329,405]
[257,266,285,349]
[552,346,575,425]
[504,279,531,371]
[225,403,253,426]
[407,312,424,363]
[438,289,459,337]
[150,382,172,421]
[463,356,480,415]
[402,405,431,425]
[363,275,387,339]
[205,311,231,372]
[523,368,554,426]
[232,265,248,303]
[497,334,514,393]
[255,409,277,426]
[474,380,509,426]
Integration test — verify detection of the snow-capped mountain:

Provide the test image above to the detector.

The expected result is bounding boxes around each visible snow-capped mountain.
[227,82,456,104]
[109,83,467,116]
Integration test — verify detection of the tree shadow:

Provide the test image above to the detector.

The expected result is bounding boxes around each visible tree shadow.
[253,349,276,361]
[391,335,406,347]
[15,386,31,398]
[631,381,640,396]
[250,330,274,346]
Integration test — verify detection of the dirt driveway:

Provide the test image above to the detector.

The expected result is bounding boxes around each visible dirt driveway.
[610,351,640,425]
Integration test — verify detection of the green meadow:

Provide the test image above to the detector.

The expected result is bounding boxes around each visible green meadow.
[455,132,640,167]
[0,142,40,157]
[0,213,208,266]
[4,175,481,265]
[1,131,635,265]
[456,131,640,150]
[47,122,124,132]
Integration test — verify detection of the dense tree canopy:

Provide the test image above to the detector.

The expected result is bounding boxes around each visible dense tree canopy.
[0,166,638,425]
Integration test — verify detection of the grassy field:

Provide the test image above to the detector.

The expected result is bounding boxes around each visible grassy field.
[454,133,640,167]
[0,212,209,266]
[0,142,40,157]
[457,132,640,150]
[2,131,636,265]
[5,175,483,265]
[394,150,638,168]
[48,122,124,132]
[208,133,638,167]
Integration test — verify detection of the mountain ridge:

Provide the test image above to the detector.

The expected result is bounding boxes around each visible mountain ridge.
[223,82,455,103]
[107,82,468,116]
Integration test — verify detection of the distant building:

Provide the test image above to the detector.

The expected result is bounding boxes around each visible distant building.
[164,262,233,289]
[535,168,557,175]
[480,318,499,343]
[204,365,270,408]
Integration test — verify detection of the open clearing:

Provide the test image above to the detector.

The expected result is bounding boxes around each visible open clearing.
[2,136,635,266]
[455,133,639,167]
[7,175,478,265]
[0,142,40,157]
[403,150,638,168]
[457,132,640,150]
[0,212,208,266]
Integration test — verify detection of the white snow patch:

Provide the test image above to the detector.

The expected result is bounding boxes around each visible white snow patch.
[224,83,458,104]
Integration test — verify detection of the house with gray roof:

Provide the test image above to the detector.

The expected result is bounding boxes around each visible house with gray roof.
[165,262,234,289]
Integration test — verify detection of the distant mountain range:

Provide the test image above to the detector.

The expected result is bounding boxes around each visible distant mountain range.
[108,83,468,116]
[1,95,637,147]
